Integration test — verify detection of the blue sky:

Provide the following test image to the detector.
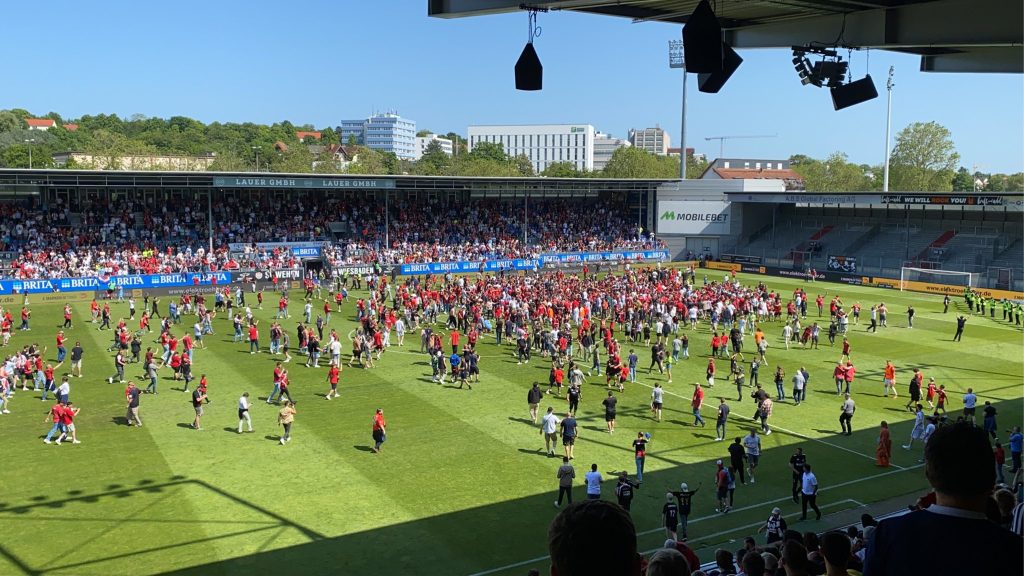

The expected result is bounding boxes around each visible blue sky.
[3,0,1022,172]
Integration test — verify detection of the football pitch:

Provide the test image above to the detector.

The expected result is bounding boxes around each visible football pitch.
[0,273,1020,576]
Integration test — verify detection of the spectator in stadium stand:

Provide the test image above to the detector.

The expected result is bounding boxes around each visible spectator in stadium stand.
[779,540,811,576]
[706,549,735,576]
[821,531,858,576]
[547,500,643,576]
[863,423,1023,575]
[644,548,689,576]
[662,539,700,575]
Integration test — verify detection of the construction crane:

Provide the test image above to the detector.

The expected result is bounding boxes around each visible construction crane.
[704,134,778,160]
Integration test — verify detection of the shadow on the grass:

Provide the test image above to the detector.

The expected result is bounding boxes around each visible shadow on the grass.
[2,403,1016,576]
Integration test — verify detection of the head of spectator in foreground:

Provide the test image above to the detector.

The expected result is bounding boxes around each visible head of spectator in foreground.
[924,422,995,512]
[741,548,766,576]
[713,549,734,573]
[548,500,640,576]
[645,548,689,576]
[820,531,852,574]
[780,540,810,576]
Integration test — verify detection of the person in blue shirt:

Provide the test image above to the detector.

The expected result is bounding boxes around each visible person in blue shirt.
[1009,426,1023,474]
[627,350,638,383]
[864,423,1022,575]
[448,352,461,386]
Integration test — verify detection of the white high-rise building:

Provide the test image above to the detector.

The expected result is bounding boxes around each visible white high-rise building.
[629,127,671,155]
[467,124,596,174]
[593,132,631,172]
[414,134,454,159]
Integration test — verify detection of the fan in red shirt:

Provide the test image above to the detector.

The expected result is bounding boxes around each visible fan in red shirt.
[248,322,260,354]
[448,330,461,354]
[325,364,341,400]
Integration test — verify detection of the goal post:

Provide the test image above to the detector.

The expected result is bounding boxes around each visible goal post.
[900,266,978,292]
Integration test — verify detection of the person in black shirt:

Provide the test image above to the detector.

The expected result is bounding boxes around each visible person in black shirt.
[567,382,581,416]
[125,383,142,427]
[670,482,701,540]
[632,433,648,483]
[728,437,746,484]
[662,493,680,540]
[527,382,543,423]
[560,413,578,460]
[953,315,966,342]
[789,447,807,503]
[602,390,617,433]
[615,472,638,511]
[191,385,208,430]
[70,342,84,378]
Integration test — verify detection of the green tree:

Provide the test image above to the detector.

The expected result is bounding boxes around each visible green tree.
[790,152,867,192]
[208,152,249,172]
[985,172,1024,192]
[685,154,709,180]
[888,121,959,191]
[414,140,451,175]
[0,144,55,168]
[346,147,389,175]
[513,154,534,177]
[320,127,339,146]
[601,147,677,178]
[541,161,581,178]
[347,134,358,147]
[951,167,974,192]
[468,141,508,164]
[84,129,157,169]
[416,130,432,137]
[443,132,468,155]
[272,146,314,173]
[0,111,20,133]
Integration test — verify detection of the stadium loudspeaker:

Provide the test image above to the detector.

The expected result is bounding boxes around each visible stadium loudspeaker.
[682,0,723,74]
[830,75,878,110]
[515,43,543,91]
[698,42,742,93]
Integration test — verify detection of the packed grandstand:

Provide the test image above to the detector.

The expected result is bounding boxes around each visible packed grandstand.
[2,196,663,279]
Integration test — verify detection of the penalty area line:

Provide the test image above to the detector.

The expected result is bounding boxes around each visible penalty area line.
[465,465,921,576]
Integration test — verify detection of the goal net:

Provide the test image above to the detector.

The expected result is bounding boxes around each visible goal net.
[900,267,978,291]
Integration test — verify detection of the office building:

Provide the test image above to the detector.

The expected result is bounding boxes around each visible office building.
[593,132,630,172]
[338,113,417,160]
[467,124,595,173]
[414,134,454,159]
[629,126,671,155]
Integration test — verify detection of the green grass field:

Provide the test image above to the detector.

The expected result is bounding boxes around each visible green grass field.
[0,273,1020,576]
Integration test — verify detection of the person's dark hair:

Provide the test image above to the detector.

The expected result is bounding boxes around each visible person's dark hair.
[821,531,852,569]
[803,531,820,551]
[783,529,803,544]
[741,548,766,576]
[781,540,809,572]
[714,548,734,570]
[548,500,637,576]
[645,548,690,576]
[924,422,995,497]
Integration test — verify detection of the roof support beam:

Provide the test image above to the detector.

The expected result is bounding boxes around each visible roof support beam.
[920,47,1024,73]
[723,0,1022,50]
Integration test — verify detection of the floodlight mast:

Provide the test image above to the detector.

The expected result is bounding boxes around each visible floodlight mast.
[669,40,687,180]
[883,66,895,192]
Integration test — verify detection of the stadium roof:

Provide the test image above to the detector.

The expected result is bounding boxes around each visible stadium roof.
[0,169,673,196]
[428,0,1023,73]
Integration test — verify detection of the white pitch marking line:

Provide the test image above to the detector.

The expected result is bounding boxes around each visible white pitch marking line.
[639,499,858,554]
[631,380,905,470]
[465,465,922,576]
